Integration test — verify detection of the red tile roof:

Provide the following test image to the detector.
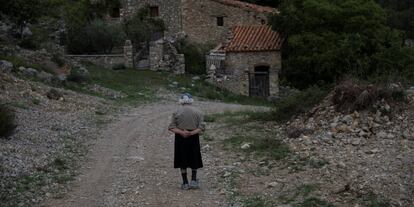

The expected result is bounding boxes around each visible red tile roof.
[210,0,277,14]
[224,26,284,52]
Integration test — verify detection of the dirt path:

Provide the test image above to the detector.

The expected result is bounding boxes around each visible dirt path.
[42,99,262,207]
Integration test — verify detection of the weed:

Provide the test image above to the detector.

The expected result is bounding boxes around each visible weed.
[112,64,126,71]
[225,133,290,161]
[298,197,335,207]
[32,98,41,105]
[0,55,49,73]
[242,195,273,207]
[204,115,216,122]
[278,184,320,204]
[270,86,329,122]
[202,134,214,141]
[332,80,406,113]
[359,193,391,207]
[51,53,65,67]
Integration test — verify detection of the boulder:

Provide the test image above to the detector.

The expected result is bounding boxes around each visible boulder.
[37,71,54,83]
[46,89,63,100]
[0,60,13,73]
[22,67,39,77]
[22,26,33,38]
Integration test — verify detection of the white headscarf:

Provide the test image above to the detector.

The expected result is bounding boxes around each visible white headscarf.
[179,93,194,105]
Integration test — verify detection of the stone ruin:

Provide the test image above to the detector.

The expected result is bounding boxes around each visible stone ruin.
[149,35,185,74]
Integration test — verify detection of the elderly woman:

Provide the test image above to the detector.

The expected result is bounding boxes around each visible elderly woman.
[168,93,205,190]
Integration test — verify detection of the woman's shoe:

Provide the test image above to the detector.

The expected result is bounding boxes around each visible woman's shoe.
[189,180,199,189]
[181,183,190,190]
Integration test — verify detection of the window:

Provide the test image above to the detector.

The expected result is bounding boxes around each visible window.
[150,6,159,17]
[217,17,224,26]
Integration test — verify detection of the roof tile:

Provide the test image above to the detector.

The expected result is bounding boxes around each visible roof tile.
[210,0,277,13]
[224,26,283,52]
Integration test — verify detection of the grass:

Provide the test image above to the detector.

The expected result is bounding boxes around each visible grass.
[204,86,329,124]
[358,193,391,207]
[66,64,271,106]
[224,132,290,161]
[0,55,52,74]
[298,197,335,207]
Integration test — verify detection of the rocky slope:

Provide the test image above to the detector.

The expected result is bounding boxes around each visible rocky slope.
[0,69,115,206]
[283,88,414,206]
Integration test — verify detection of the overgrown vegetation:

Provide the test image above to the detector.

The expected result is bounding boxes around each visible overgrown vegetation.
[177,40,212,75]
[66,64,271,106]
[206,86,328,123]
[123,6,165,51]
[0,104,16,139]
[332,80,406,113]
[271,0,414,89]
[225,133,290,160]
[64,0,126,54]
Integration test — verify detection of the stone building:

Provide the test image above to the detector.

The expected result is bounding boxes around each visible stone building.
[207,26,283,97]
[120,0,276,45]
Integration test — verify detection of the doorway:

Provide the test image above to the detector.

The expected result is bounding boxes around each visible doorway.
[249,66,270,97]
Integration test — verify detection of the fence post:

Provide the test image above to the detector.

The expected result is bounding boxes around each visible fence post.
[124,40,134,68]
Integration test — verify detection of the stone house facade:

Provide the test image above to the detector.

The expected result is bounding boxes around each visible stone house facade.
[120,0,276,45]
[207,26,283,97]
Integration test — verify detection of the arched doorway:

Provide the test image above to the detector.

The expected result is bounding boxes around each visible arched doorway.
[249,65,270,97]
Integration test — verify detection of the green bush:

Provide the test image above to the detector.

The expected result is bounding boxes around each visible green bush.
[271,0,414,89]
[18,37,39,50]
[332,80,406,112]
[0,105,17,138]
[66,19,125,54]
[177,40,211,75]
[112,63,126,70]
[123,6,165,50]
[51,53,65,67]
[269,86,329,122]
[67,67,89,84]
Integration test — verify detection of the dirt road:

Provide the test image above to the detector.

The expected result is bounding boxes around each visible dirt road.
[42,99,260,207]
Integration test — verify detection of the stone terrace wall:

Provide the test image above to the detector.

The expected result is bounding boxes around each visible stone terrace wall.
[212,51,280,96]
[120,0,182,36]
[65,54,125,69]
[182,0,269,45]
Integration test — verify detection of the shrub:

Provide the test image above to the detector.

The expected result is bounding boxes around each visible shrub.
[112,63,126,70]
[67,67,89,83]
[66,19,125,54]
[332,80,406,113]
[18,37,39,50]
[269,86,329,122]
[0,105,17,138]
[123,6,165,51]
[177,40,211,75]
[51,53,65,67]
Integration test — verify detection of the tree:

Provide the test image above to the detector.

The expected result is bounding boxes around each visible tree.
[376,0,414,41]
[271,0,413,88]
[123,7,165,51]
[84,19,125,53]
[0,0,43,38]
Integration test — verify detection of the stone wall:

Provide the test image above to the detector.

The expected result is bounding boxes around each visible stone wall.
[120,0,182,36]
[182,0,270,45]
[149,38,185,74]
[210,51,280,96]
[65,54,125,69]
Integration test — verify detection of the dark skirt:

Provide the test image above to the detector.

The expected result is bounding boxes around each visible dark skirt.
[174,133,203,169]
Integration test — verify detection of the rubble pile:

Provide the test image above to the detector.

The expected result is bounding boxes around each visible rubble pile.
[284,84,414,205]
